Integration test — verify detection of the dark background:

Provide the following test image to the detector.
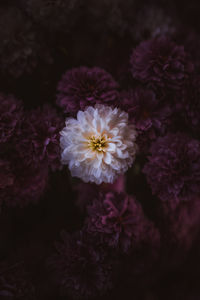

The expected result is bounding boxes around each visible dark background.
[0,0,200,299]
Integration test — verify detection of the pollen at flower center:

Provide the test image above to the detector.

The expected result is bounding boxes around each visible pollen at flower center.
[88,135,108,152]
[60,105,138,184]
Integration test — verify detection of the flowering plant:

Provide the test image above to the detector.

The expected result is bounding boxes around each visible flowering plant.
[0,1,200,299]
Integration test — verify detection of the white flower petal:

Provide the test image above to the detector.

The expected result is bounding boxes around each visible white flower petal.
[60,104,138,184]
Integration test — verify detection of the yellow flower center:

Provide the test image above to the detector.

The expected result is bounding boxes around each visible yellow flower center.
[88,135,108,152]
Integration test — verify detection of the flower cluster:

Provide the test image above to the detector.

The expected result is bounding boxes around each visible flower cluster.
[0,1,200,300]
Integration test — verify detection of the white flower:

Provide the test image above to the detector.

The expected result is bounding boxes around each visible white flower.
[60,105,138,184]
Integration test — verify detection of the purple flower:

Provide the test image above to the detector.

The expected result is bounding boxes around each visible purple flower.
[16,105,64,171]
[56,67,119,114]
[143,133,200,210]
[0,93,22,144]
[50,230,113,299]
[130,36,194,90]
[120,88,171,132]
[1,159,48,208]
[86,192,160,253]
[120,88,171,153]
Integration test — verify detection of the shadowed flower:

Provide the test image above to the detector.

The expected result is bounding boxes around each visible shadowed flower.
[120,88,171,132]
[143,133,200,210]
[57,67,119,114]
[130,36,194,90]
[50,231,113,299]
[1,158,48,208]
[0,93,22,144]
[16,105,64,171]
[60,105,138,184]
[86,191,160,253]
[120,88,171,153]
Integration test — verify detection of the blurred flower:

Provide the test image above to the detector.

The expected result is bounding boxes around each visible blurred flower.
[0,93,22,144]
[1,158,48,208]
[60,105,138,184]
[16,105,64,171]
[50,230,113,299]
[120,88,171,132]
[86,191,160,253]
[57,67,119,114]
[143,133,200,210]
[0,6,51,78]
[130,36,194,90]
[120,88,171,153]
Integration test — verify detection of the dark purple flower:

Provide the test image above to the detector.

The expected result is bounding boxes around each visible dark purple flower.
[1,159,48,208]
[16,105,64,171]
[0,93,22,144]
[86,192,160,253]
[0,261,36,300]
[143,133,200,210]
[120,88,171,153]
[130,36,194,90]
[120,88,171,132]
[0,6,51,78]
[50,230,113,299]
[56,66,119,114]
